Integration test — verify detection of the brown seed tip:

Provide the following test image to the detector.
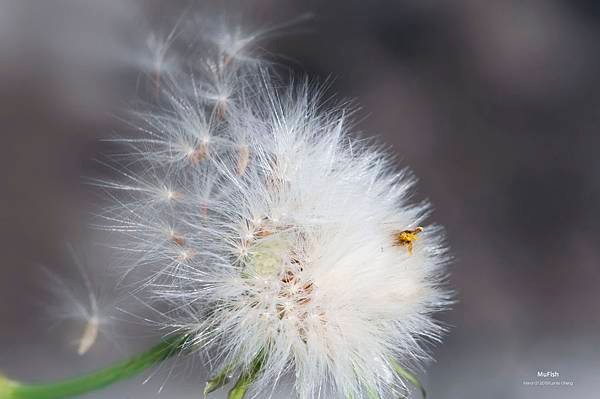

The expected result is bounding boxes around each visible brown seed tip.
[189,143,208,165]
[170,231,186,247]
[237,145,250,176]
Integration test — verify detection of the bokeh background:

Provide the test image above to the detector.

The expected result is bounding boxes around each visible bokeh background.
[1,1,599,398]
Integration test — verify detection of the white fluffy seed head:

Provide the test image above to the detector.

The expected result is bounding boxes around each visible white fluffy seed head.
[100,14,452,399]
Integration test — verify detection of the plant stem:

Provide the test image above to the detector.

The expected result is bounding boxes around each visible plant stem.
[0,334,188,399]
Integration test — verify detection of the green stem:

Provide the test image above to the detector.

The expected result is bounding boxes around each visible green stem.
[0,334,188,399]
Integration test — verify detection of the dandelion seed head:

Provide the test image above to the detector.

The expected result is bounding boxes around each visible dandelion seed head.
[100,13,452,399]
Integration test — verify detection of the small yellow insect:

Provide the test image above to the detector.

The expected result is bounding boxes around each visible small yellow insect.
[393,226,424,255]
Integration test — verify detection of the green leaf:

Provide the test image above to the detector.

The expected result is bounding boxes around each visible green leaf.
[228,350,267,399]
[204,362,236,397]
[389,359,426,399]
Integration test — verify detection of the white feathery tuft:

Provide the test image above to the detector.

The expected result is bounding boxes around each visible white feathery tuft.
[43,244,116,356]
[98,13,452,399]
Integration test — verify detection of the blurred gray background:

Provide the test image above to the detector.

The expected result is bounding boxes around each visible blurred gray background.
[1,1,599,398]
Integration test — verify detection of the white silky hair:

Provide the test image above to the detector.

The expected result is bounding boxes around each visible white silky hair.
[42,243,120,356]
[97,13,452,399]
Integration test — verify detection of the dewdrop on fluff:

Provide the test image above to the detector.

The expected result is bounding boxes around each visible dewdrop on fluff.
[0,14,452,399]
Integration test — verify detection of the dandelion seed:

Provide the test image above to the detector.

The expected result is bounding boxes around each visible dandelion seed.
[43,244,114,356]
[138,14,187,99]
